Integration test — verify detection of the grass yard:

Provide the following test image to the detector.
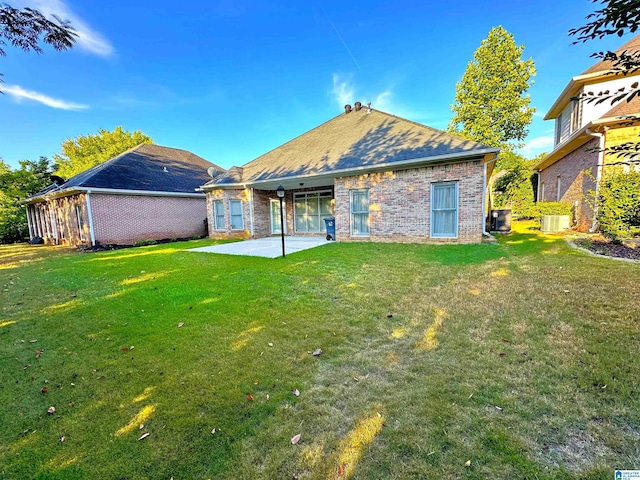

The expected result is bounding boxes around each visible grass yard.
[1,224,639,479]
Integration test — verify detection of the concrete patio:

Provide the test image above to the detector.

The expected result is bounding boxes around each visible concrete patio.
[188,236,332,258]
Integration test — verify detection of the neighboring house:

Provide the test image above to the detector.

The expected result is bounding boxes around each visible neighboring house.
[202,103,499,244]
[535,35,640,231]
[25,144,224,246]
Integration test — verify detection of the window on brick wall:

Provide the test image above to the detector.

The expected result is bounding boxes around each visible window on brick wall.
[229,200,244,230]
[431,182,458,238]
[350,189,370,236]
[214,201,225,230]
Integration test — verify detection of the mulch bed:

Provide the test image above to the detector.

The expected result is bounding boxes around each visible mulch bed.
[574,238,640,261]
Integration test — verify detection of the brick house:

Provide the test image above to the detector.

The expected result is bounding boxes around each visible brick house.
[535,35,640,231]
[202,103,499,244]
[25,144,223,246]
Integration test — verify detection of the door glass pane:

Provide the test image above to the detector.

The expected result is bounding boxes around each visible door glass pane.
[320,197,333,214]
[295,215,306,232]
[271,201,283,234]
[308,215,319,232]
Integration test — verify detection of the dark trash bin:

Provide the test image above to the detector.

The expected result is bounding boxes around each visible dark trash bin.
[324,217,336,241]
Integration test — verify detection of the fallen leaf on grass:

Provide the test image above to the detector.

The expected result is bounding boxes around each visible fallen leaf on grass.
[47,406,55,414]
[29,339,37,343]
[41,386,49,395]
[387,314,393,318]
[338,464,344,476]
[121,347,129,352]
[268,342,274,347]
[178,322,184,328]
[495,406,503,411]
[563,290,570,294]
[465,460,471,467]
[312,349,322,356]
[139,424,145,430]
[211,428,216,434]
[290,434,301,445]
[60,436,66,442]
[247,394,254,401]
[138,433,150,441]
[35,349,43,359]
[291,389,300,397]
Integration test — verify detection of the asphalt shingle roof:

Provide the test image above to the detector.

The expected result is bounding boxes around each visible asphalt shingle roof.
[582,34,640,75]
[206,107,494,186]
[31,144,222,198]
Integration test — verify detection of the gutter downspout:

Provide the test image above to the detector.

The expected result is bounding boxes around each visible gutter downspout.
[586,128,605,233]
[249,187,255,238]
[86,190,96,246]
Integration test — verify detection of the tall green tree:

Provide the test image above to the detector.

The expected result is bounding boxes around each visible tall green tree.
[449,26,536,155]
[54,127,153,179]
[0,3,76,88]
[0,156,53,242]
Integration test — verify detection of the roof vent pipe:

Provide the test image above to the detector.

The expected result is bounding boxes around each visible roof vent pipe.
[344,104,352,114]
[367,102,372,113]
[354,101,362,111]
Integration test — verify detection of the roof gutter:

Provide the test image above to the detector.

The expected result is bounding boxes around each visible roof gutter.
[482,154,499,235]
[26,186,206,204]
[202,148,499,191]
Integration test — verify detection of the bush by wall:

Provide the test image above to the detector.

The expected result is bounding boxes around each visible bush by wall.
[596,170,640,242]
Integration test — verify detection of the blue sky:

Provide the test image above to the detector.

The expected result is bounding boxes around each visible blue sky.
[0,0,632,170]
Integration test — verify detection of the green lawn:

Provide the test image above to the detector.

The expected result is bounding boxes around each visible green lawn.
[1,226,639,479]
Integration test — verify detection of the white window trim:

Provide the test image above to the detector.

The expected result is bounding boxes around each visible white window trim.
[229,200,244,231]
[430,181,459,239]
[293,189,333,233]
[556,176,562,202]
[350,189,370,237]
[213,200,225,230]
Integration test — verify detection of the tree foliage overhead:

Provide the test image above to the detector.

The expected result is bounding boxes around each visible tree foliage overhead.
[569,0,640,41]
[0,3,76,86]
[448,26,536,150]
[54,127,153,179]
[0,156,53,242]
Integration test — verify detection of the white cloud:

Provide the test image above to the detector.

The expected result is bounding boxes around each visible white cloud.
[3,84,88,110]
[519,136,554,157]
[330,73,355,107]
[14,0,114,57]
[329,74,434,123]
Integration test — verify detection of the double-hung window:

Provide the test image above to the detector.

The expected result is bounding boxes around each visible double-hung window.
[229,200,244,230]
[213,200,225,230]
[431,182,458,238]
[350,189,370,236]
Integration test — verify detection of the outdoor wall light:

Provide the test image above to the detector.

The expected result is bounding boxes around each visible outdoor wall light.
[276,185,285,257]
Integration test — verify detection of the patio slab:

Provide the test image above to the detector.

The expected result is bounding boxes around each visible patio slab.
[188,237,332,258]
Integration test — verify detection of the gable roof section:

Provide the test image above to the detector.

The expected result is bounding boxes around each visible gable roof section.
[205,107,497,189]
[582,34,640,75]
[28,144,223,202]
[545,34,640,120]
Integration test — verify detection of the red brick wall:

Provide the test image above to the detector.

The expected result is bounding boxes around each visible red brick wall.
[206,162,485,244]
[334,161,485,244]
[539,137,599,232]
[90,194,207,244]
[205,189,252,239]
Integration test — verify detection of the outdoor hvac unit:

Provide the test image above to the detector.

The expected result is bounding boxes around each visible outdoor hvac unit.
[540,215,570,233]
